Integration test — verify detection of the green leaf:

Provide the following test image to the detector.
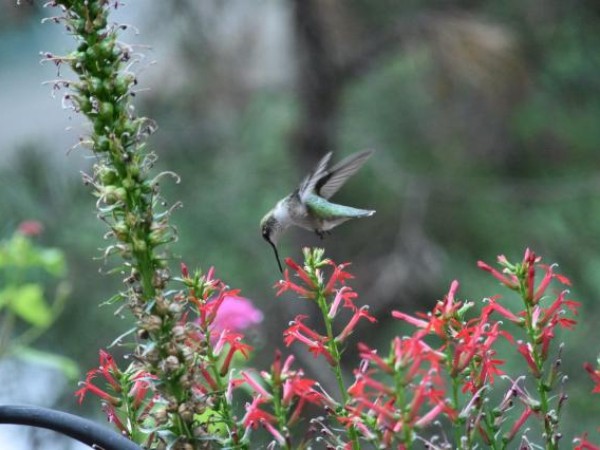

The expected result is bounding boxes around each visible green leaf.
[38,248,66,277]
[1,284,52,326]
[16,346,80,381]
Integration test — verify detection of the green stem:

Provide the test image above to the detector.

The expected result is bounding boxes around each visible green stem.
[271,377,291,450]
[316,291,360,450]
[393,366,412,447]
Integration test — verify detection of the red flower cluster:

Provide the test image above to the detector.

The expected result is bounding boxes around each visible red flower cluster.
[345,340,452,446]
[240,350,332,445]
[179,263,258,376]
[75,350,156,437]
[393,281,507,394]
[277,252,376,367]
[479,250,579,379]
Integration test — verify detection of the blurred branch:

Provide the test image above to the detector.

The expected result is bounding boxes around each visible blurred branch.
[336,13,426,83]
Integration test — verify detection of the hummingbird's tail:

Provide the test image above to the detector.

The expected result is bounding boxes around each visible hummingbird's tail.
[355,208,376,218]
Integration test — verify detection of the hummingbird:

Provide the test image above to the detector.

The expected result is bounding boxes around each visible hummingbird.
[261,149,376,272]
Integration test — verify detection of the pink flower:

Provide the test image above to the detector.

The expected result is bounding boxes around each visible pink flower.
[17,220,43,236]
[210,295,263,334]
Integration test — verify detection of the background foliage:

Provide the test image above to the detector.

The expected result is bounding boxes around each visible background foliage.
[1,0,599,446]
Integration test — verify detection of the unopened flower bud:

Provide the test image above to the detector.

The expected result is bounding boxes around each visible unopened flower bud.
[142,315,162,333]
[164,355,180,372]
[172,325,186,341]
[178,403,193,422]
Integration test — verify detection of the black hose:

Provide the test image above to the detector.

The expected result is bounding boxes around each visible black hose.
[0,404,142,450]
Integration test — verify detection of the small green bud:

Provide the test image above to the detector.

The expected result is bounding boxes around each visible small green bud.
[93,15,107,31]
[98,166,117,184]
[94,136,111,153]
[73,18,86,34]
[112,222,129,241]
[102,79,113,97]
[88,77,104,96]
[103,186,126,204]
[114,74,133,97]
[93,120,106,135]
[99,102,114,121]
[113,187,127,202]
[122,177,135,190]
[75,96,92,114]
[132,238,147,252]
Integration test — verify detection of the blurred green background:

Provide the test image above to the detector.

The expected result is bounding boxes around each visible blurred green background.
[1,0,600,447]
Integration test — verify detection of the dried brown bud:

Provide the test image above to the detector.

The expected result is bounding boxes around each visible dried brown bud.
[164,355,180,372]
[141,315,162,333]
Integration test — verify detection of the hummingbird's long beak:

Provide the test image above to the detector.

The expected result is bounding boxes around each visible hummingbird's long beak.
[267,239,284,273]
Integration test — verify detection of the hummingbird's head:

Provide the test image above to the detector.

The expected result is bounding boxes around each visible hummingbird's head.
[260,212,281,246]
[260,212,284,273]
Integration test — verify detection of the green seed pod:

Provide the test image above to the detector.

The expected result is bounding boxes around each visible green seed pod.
[94,135,111,153]
[112,222,129,241]
[93,15,107,31]
[113,187,127,202]
[102,79,113,96]
[75,95,92,114]
[132,238,147,252]
[72,18,86,34]
[99,102,114,121]
[98,166,118,184]
[88,77,104,96]
[93,119,106,135]
[128,164,140,180]
[114,74,133,97]
[126,176,139,190]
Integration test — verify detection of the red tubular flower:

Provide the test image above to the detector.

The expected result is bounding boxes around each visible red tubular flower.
[241,371,273,399]
[337,306,376,342]
[483,296,523,326]
[323,261,354,295]
[477,260,518,289]
[574,434,600,450]
[328,287,358,318]
[584,362,600,394]
[218,332,254,375]
[180,262,189,278]
[282,376,323,407]
[533,263,554,302]
[524,249,536,303]
[75,378,120,405]
[75,350,121,405]
[129,371,156,409]
[200,367,219,391]
[284,257,316,289]
[283,315,334,364]
[275,269,314,298]
[504,407,533,442]
[442,280,460,316]
[414,400,455,428]
[357,343,393,374]
[242,396,277,430]
[102,404,127,434]
[392,310,429,329]
[538,291,580,329]
[517,341,540,378]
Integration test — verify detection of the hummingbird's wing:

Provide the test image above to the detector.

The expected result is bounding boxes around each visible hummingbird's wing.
[298,152,332,200]
[315,149,374,199]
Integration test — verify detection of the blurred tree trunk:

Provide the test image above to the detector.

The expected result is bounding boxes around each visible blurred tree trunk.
[290,0,342,171]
